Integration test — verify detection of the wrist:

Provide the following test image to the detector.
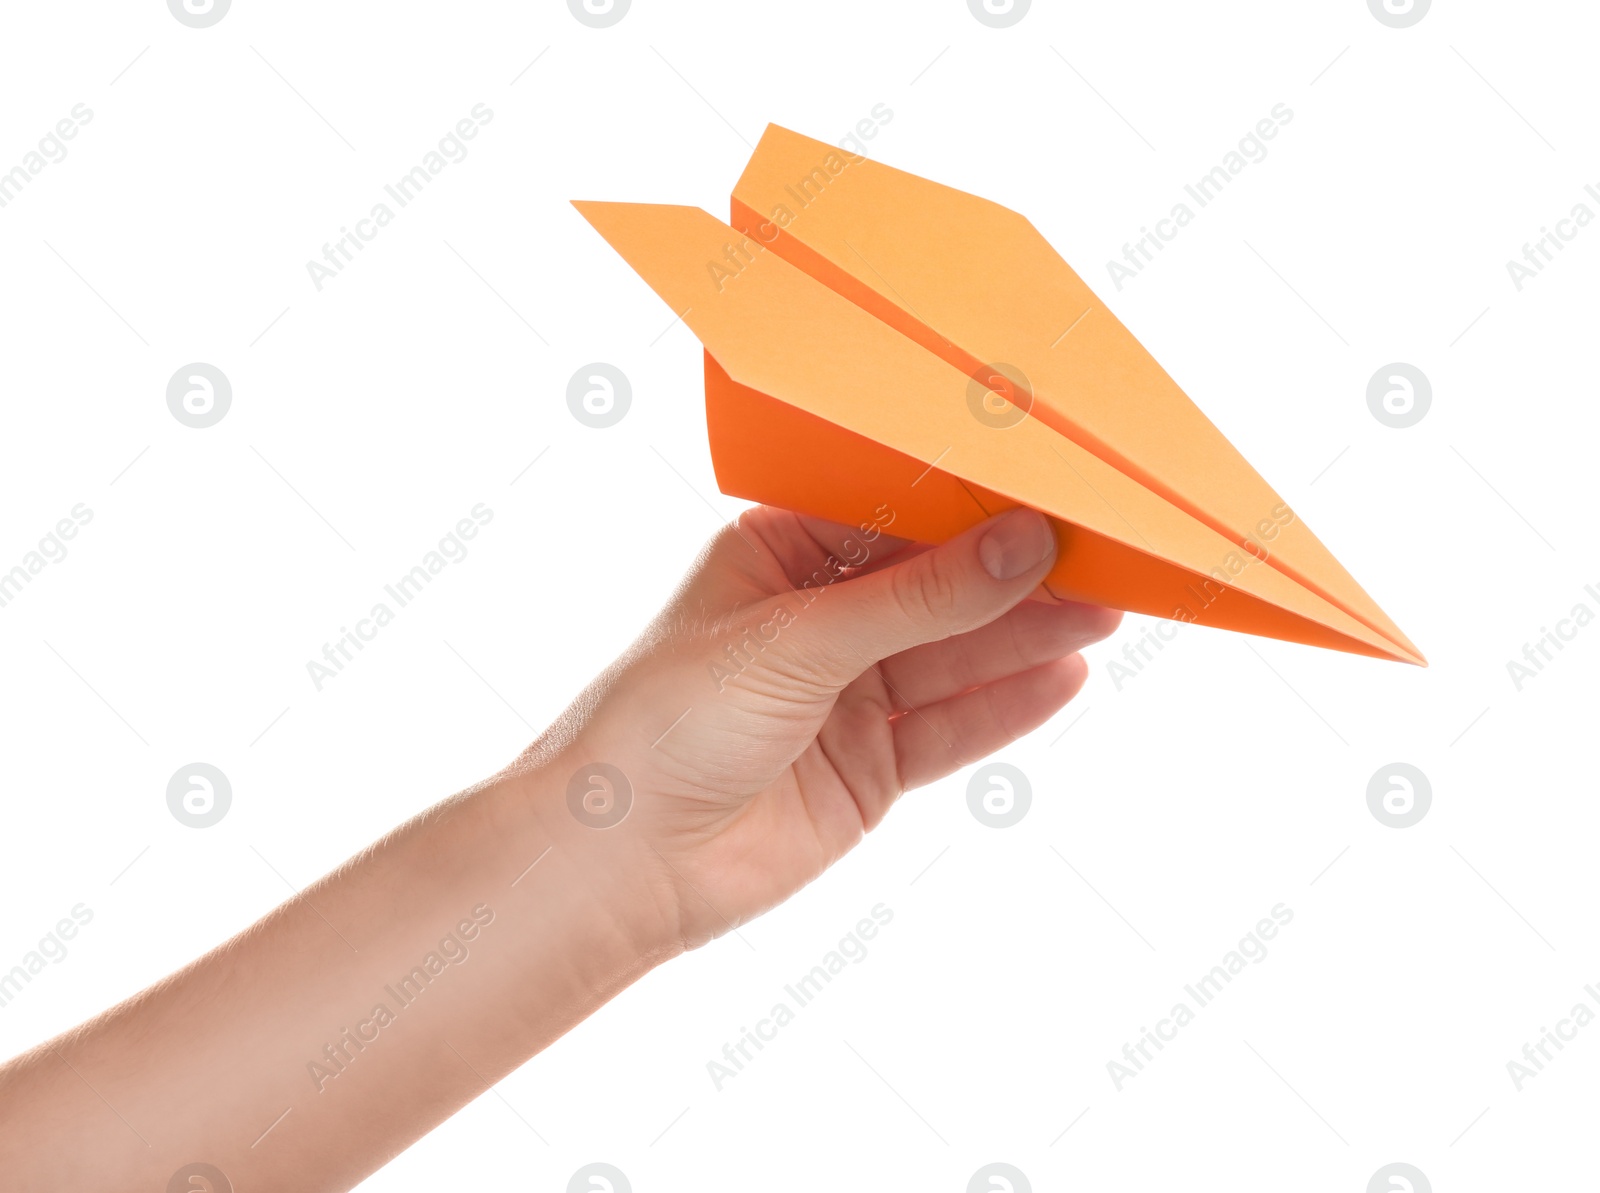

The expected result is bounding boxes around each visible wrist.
[490,754,688,974]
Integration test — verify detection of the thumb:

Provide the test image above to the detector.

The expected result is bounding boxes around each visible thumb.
[776,508,1058,689]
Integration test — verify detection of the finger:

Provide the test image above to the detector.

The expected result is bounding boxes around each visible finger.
[684,507,913,611]
[849,544,1063,612]
[892,654,1089,791]
[794,513,911,570]
[673,510,785,610]
[879,599,1121,710]
[768,511,913,597]
[772,508,1059,690]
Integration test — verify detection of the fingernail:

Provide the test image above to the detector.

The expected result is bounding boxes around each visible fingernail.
[979,509,1055,581]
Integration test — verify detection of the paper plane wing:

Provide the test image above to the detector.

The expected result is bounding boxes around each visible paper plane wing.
[573,138,1421,665]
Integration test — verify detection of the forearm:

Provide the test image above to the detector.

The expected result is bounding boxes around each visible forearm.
[0,760,681,1193]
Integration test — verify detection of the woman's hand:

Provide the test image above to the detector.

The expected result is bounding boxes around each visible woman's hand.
[522,504,1121,950]
[0,503,1120,1193]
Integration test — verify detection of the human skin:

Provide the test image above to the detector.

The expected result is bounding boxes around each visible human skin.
[0,505,1119,1192]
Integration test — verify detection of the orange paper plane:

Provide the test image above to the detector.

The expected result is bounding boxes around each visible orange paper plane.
[574,125,1422,665]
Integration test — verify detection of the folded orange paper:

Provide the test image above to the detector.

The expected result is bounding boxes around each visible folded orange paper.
[574,124,1422,665]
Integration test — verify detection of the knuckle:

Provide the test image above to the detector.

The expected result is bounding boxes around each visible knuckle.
[709,519,748,556]
[890,554,962,628]
[692,518,757,577]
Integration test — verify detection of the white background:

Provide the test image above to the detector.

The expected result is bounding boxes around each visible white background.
[1,1,1595,1190]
